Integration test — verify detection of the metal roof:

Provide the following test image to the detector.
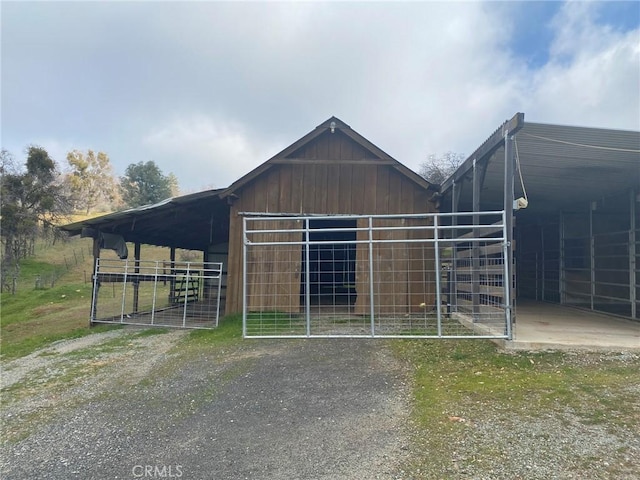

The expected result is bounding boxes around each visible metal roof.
[60,188,229,251]
[442,120,640,215]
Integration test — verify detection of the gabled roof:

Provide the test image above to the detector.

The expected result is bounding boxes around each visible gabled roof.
[221,116,434,197]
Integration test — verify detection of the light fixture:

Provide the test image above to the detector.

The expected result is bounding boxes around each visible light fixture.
[330,121,336,133]
[513,197,528,210]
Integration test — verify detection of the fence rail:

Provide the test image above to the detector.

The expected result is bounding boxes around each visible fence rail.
[242,212,511,339]
[92,259,223,329]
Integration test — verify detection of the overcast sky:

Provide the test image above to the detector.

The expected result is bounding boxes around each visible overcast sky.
[2,1,639,193]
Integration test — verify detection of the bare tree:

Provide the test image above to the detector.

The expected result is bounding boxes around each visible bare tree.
[419,151,465,186]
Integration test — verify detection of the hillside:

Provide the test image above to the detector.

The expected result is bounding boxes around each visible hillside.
[0,231,181,360]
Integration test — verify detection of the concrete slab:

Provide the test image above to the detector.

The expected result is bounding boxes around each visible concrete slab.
[502,300,640,351]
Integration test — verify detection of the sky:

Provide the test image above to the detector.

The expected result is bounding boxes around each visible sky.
[2,1,639,193]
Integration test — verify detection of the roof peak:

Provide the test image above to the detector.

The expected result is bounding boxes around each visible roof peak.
[316,116,351,130]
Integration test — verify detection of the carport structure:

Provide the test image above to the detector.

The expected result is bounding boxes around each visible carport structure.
[440,113,640,333]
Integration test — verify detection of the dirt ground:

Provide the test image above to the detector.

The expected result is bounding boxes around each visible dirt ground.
[0,329,411,479]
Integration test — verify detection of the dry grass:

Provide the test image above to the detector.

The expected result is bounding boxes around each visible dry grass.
[1,231,196,360]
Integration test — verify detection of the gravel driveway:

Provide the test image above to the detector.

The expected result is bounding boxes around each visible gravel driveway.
[1,331,411,480]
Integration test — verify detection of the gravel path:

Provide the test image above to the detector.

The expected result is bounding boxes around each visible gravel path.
[1,332,411,480]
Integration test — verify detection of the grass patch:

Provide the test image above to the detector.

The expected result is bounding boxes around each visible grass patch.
[1,281,97,360]
[0,233,181,361]
[1,324,121,361]
[391,339,640,478]
[188,313,243,345]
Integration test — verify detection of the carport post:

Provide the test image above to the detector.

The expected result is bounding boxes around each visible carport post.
[503,132,515,336]
[559,212,566,304]
[449,181,461,312]
[589,205,595,310]
[631,190,637,319]
[472,158,487,321]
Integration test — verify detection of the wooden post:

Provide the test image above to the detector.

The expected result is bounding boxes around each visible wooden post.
[90,237,101,325]
[133,242,141,313]
[203,249,210,300]
[169,247,176,304]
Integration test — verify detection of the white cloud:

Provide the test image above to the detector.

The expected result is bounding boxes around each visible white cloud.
[524,2,640,129]
[2,1,638,192]
[141,115,284,191]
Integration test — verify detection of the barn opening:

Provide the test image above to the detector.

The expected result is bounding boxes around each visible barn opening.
[301,219,357,307]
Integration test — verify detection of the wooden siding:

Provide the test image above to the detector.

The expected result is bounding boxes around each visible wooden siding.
[285,130,380,161]
[226,161,436,314]
[245,219,302,313]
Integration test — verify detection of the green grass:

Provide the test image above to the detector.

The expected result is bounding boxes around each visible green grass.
[0,234,183,361]
[391,339,640,477]
[188,313,243,345]
[0,280,118,360]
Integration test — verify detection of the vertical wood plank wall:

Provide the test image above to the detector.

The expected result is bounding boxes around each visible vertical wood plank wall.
[226,131,436,314]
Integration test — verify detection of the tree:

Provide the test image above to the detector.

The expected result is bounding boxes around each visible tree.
[167,172,180,197]
[418,151,466,186]
[120,161,173,207]
[65,149,118,214]
[1,146,71,291]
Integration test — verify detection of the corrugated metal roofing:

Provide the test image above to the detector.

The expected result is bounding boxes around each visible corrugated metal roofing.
[445,120,640,214]
[60,188,229,250]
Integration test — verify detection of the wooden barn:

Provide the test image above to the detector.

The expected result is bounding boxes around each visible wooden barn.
[62,117,439,327]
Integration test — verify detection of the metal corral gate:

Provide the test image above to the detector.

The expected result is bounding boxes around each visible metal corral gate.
[242,212,512,338]
[91,259,223,329]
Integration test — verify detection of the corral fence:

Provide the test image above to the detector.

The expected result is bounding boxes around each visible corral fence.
[242,211,511,339]
[91,259,223,329]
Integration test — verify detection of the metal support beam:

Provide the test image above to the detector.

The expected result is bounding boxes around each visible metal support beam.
[559,212,565,304]
[441,112,524,194]
[449,181,461,312]
[540,223,545,302]
[504,133,515,328]
[631,189,637,319]
[472,159,487,320]
[589,205,595,311]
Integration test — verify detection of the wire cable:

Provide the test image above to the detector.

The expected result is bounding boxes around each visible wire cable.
[520,132,640,153]
[514,136,528,201]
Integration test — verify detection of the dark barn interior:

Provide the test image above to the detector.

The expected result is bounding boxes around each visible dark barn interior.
[302,219,358,306]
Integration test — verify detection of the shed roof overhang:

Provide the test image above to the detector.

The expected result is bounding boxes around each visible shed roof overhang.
[60,189,230,251]
[440,115,640,216]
